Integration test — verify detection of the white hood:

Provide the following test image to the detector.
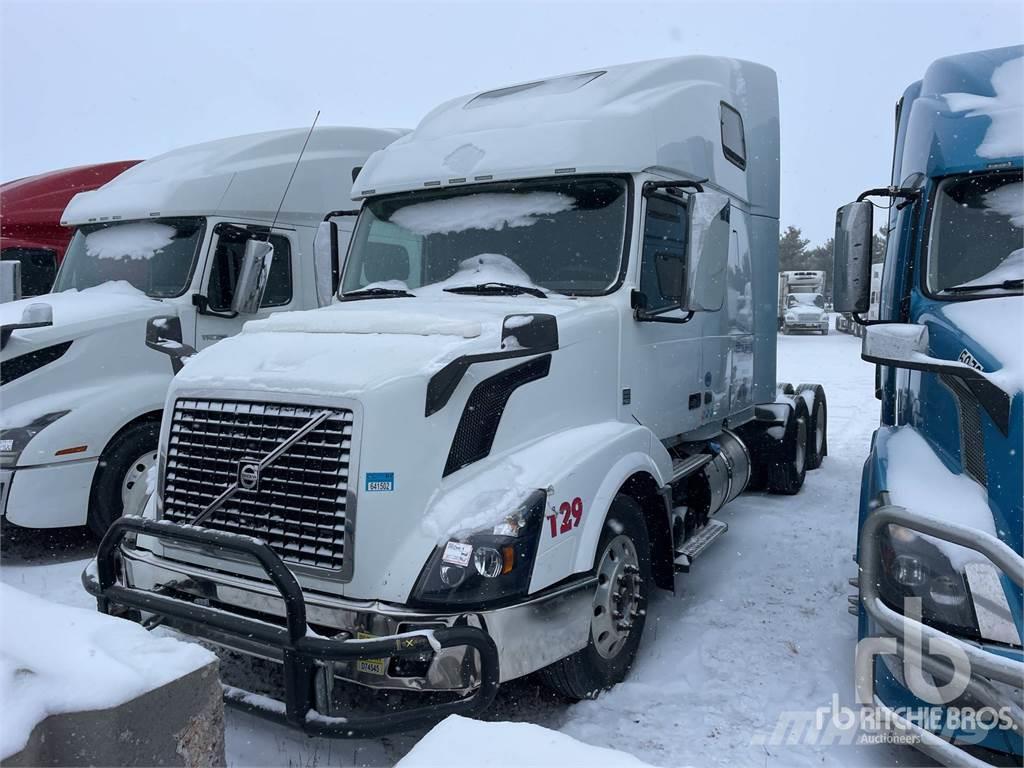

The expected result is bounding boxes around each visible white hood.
[174,295,578,398]
[0,282,163,355]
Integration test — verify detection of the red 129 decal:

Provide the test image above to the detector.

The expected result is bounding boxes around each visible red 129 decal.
[547,497,583,538]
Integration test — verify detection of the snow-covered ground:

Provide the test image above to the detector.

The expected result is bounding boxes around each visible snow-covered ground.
[0,323,931,767]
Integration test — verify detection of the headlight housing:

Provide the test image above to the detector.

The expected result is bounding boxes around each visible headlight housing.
[0,410,70,467]
[876,523,980,638]
[411,489,546,609]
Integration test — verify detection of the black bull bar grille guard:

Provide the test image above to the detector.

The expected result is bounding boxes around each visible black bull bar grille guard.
[83,517,501,738]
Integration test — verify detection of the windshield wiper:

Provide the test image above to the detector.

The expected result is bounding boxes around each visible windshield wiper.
[944,279,1023,294]
[340,287,415,301]
[443,282,547,299]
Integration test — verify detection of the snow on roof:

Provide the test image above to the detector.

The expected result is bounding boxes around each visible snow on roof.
[396,715,658,768]
[61,126,407,228]
[0,584,214,759]
[355,56,779,218]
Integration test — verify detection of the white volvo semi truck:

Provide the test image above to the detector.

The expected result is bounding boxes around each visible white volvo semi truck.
[0,127,404,535]
[85,57,828,735]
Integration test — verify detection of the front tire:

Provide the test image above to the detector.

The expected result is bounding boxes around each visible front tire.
[540,495,651,700]
[88,421,159,538]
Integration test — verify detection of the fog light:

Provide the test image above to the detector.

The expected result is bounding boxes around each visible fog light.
[893,554,925,587]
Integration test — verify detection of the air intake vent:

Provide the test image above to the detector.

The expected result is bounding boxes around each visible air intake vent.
[940,374,987,486]
[1,341,72,386]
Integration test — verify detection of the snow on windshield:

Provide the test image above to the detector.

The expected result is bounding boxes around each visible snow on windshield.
[430,253,541,291]
[84,222,176,260]
[789,293,823,306]
[983,180,1024,228]
[944,55,1023,159]
[390,192,574,235]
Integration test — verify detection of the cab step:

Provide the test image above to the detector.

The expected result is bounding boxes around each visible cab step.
[670,454,713,484]
[673,519,728,573]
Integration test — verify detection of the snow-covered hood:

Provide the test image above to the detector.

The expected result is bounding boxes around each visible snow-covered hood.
[175,295,586,397]
[785,303,825,319]
[933,296,1024,393]
[0,282,163,357]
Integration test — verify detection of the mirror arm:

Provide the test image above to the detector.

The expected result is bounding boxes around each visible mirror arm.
[851,312,889,327]
[634,308,695,325]
[192,294,238,319]
[642,179,706,197]
[322,209,360,221]
[856,186,920,203]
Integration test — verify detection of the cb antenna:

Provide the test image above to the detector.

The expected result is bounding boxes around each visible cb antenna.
[267,110,321,239]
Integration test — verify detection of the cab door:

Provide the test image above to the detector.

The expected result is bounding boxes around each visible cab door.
[622,192,705,439]
[193,223,298,350]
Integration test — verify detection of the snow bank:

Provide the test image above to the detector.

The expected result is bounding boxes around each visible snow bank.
[390,192,574,235]
[0,584,214,759]
[396,715,656,768]
[883,427,998,566]
[943,54,1023,159]
[940,296,1024,392]
[0,280,159,328]
[84,222,176,260]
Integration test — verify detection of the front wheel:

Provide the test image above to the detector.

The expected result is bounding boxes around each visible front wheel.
[540,495,651,700]
[88,421,159,538]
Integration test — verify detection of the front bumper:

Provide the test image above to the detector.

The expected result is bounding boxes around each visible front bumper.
[783,320,828,331]
[84,517,594,737]
[858,505,1024,765]
[0,459,96,528]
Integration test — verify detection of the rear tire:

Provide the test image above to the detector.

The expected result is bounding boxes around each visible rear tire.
[88,421,159,539]
[767,396,808,495]
[540,495,650,700]
[797,384,828,470]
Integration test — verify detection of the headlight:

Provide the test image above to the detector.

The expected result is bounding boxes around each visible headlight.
[411,489,546,609]
[0,410,70,467]
[876,523,979,638]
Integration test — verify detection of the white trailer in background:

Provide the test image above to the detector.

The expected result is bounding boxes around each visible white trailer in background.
[836,262,882,336]
[87,56,829,735]
[0,126,405,535]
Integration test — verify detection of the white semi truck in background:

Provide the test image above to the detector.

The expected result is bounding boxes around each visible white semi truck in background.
[777,269,828,334]
[86,56,829,735]
[0,127,404,536]
[835,263,882,336]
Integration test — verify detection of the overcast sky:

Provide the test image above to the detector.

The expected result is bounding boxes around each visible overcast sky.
[2,0,1021,243]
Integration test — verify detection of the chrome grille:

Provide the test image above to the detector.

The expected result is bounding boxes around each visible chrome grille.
[162,398,353,572]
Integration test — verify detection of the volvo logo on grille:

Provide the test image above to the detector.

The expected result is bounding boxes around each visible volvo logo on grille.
[238,461,260,491]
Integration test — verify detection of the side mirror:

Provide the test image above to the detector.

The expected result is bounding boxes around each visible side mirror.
[862,323,1012,435]
[0,302,54,349]
[231,239,274,315]
[145,315,196,374]
[833,201,873,313]
[683,191,730,312]
[313,221,338,307]
[0,260,22,303]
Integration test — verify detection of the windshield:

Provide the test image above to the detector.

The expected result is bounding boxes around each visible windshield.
[927,172,1023,296]
[342,177,628,296]
[53,218,205,298]
[787,293,824,309]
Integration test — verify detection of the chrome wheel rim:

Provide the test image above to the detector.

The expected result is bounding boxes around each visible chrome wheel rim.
[591,534,642,659]
[794,416,807,473]
[814,401,825,456]
[121,450,157,517]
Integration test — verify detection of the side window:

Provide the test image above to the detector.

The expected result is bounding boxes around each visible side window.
[639,195,688,312]
[2,247,58,297]
[720,102,746,170]
[207,228,292,311]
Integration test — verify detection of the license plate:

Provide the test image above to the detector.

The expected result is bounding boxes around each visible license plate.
[356,632,386,676]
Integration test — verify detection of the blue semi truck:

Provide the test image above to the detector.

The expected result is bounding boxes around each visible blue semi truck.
[833,46,1023,765]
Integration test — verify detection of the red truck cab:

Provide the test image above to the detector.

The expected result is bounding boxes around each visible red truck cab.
[1,160,140,296]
